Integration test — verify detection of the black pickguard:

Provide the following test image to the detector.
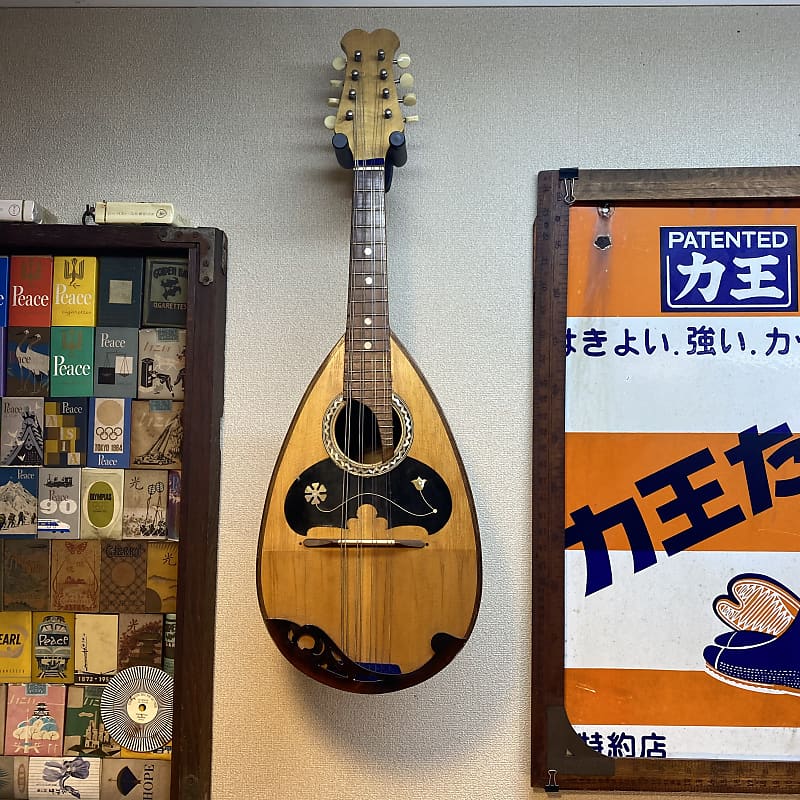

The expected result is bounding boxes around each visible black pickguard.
[285,456,452,536]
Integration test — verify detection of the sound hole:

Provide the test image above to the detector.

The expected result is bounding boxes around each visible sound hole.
[333,399,402,465]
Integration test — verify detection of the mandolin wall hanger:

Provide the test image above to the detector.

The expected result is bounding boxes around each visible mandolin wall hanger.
[331,131,407,191]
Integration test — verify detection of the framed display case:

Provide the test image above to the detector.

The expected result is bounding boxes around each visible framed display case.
[533,167,800,793]
[0,223,226,800]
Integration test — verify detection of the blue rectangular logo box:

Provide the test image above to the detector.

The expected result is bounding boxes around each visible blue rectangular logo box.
[661,225,798,312]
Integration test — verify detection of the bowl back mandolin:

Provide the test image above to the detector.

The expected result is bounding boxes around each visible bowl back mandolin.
[257,28,481,693]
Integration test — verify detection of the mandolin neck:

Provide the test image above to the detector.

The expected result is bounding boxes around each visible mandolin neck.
[344,161,394,456]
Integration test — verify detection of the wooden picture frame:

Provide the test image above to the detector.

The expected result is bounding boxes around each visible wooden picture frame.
[532,167,800,793]
[0,223,227,800]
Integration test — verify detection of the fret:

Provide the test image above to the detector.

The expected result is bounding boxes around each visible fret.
[347,331,390,346]
[349,283,386,291]
[352,213,386,227]
[345,358,393,369]
[353,192,385,203]
[352,208,385,218]
[350,305,389,318]
[345,332,390,344]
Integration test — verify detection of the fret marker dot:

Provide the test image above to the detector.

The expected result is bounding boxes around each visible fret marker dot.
[364,341,372,350]
[364,317,372,326]
[363,247,372,256]
[365,276,373,285]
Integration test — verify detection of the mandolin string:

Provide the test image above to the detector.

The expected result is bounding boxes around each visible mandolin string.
[379,90,393,669]
[357,77,370,663]
[383,107,393,669]
[376,107,388,670]
[367,78,380,663]
[343,76,361,660]
[342,148,351,660]
[380,78,395,669]
[367,77,382,667]
[366,85,378,666]
[352,122,363,662]
[376,105,387,669]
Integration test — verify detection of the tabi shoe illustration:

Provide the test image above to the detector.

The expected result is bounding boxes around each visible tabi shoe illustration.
[713,573,799,635]
[703,573,800,695]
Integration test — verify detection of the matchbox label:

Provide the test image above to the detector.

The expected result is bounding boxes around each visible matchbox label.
[660,225,797,312]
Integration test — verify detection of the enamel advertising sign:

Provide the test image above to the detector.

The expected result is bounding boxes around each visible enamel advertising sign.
[565,205,800,761]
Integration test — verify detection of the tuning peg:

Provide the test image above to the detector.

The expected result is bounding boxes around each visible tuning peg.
[404,115,420,124]
[324,115,337,130]
[401,93,417,107]
[332,55,346,71]
[327,97,340,108]
[395,53,411,68]
[397,72,414,91]
[329,79,343,89]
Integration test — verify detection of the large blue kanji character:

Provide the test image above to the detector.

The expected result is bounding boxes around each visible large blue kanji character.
[579,731,604,754]
[724,423,793,514]
[635,448,746,556]
[606,731,636,757]
[687,325,716,355]
[639,733,667,758]
[565,498,657,595]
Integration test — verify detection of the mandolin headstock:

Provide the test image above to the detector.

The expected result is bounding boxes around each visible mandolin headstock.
[326,29,414,165]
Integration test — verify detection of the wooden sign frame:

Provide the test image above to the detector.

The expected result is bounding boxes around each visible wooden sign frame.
[532,166,800,793]
[0,223,227,800]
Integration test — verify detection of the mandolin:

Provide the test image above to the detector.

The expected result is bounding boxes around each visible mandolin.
[257,28,481,693]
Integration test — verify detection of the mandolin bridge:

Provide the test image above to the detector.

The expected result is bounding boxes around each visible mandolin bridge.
[301,537,427,548]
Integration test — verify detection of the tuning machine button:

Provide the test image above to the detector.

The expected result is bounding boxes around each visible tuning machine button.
[329,79,343,89]
[324,115,337,130]
[401,93,417,107]
[395,53,411,68]
[404,114,420,124]
[332,55,346,71]
[327,97,340,108]
[397,73,414,91]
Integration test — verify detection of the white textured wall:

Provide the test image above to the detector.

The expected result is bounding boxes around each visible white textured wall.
[1,7,799,799]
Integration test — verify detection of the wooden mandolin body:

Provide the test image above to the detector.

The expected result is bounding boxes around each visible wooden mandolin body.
[257,334,481,692]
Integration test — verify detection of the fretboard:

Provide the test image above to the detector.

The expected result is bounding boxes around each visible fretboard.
[344,162,394,457]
